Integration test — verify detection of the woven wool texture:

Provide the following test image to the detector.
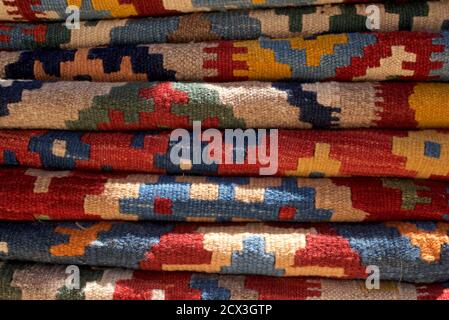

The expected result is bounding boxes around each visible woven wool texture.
[0,0,411,21]
[1,129,448,180]
[2,81,449,130]
[0,168,447,222]
[1,1,448,50]
[0,221,448,283]
[1,262,448,300]
[1,1,449,301]
[2,31,449,82]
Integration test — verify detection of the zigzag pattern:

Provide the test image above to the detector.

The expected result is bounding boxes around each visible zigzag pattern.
[0,221,449,282]
[0,0,449,301]
[1,31,448,82]
[1,129,449,180]
[1,81,449,130]
[1,262,448,300]
[0,168,447,222]
[0,0,408,21]
[0,1,447,50]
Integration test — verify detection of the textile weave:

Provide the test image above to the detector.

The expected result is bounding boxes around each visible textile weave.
[2,31,449,82]
[2,81,449,130]
[0,0,412,21]
[0,1,448,50]
[1,262,448,300]
[0,221,448,282]
[0,168,447,222]
[0,0,447,301]
[0,129,448,180]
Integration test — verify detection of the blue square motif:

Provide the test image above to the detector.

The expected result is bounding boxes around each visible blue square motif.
[424,141,441,158]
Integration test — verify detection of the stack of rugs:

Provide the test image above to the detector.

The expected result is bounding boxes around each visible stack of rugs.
[0,0,449,301]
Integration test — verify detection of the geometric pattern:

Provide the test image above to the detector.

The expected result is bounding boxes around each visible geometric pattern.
[1,31,449,82]
[1,129,449,180]
[2,81,449,130]
[0,0,448,301]
[0,0,409,21]
[0,1,447,50]
[1,262,448,300]
[1,221,449,282]
[0,168,447,222]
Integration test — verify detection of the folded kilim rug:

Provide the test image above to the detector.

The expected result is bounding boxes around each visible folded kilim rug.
[0,168,447,222]
[0,0,414,21]
[1,1,448,50]
[0,221,448,283]
[0,129,447,179]
[2,81,449,130]
[0,0,448,301]
[1,31,449,82]
[1,262,448,300]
